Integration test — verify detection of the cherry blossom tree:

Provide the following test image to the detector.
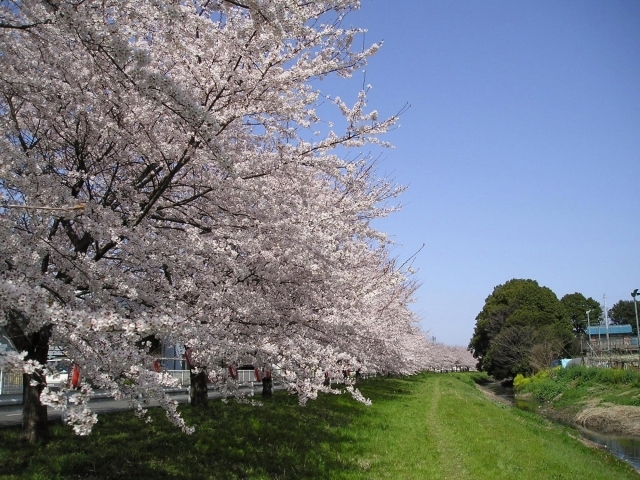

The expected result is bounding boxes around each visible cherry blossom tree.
[0,0,427,443]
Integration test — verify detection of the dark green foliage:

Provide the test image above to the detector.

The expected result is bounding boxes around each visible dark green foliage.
[560,293,603,334]
[608,300,639,335]
[469,279,572,378]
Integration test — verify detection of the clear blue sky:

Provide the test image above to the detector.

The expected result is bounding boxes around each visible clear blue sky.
[329,1,640,346]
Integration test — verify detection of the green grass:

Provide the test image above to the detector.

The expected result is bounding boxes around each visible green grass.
[0,373,638,479]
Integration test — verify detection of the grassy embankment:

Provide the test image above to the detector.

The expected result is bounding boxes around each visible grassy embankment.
[1,373,638,479]
[515,365,640,407]
[514,366,640,434]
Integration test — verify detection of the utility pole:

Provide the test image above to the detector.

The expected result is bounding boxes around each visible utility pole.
[632,289,640,370]
[604,294,610,354]
[597,312,602,353]
[586,310,591,357]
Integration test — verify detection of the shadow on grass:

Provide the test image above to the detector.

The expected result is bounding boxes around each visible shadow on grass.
[354,375,422,402]
[0,378,421,480]
[465,372,492,386]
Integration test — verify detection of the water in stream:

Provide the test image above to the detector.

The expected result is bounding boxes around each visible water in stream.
[482,381,640,471]
[578,428,640,471]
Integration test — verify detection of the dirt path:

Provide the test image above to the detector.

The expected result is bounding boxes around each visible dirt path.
[426,376,470,480]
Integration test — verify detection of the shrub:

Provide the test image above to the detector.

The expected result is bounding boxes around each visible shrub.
[533,369,550,381]
[528,379,565,401]
[517,366,640,403]
[513,374,531,392]
[596,368,640,386]
[557,366,640,386]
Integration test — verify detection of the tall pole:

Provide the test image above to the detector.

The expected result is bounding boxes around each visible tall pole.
[632,289,640,370]
[586,310,591,357]
[597,310,602,352]
[604,294,610,354]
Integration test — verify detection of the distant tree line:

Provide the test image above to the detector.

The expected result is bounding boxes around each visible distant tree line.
[468,278,637,379]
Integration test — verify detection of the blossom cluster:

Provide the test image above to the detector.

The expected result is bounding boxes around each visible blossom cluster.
[0,0,470,436]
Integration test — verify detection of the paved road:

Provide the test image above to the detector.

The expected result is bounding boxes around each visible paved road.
[0,385,269,427]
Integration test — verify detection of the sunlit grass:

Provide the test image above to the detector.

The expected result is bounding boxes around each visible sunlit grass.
[334,374,638,480]
[0,374,637,479]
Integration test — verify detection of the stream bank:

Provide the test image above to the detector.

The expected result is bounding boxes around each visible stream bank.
[528,397,640,437]
[478,381,640,471]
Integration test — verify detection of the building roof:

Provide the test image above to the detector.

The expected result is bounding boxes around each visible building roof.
[586,324,633,335]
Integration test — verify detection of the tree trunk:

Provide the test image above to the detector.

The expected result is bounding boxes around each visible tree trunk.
[5,312,52,443]
[22,325,51,444]
[189,369,208,407]
[261,376,273,397]
[22,369,49,444]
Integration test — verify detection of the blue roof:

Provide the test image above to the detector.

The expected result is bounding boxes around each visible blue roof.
[586,324,633,335]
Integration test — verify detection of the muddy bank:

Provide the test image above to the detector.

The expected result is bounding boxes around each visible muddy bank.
[574,405,640,437]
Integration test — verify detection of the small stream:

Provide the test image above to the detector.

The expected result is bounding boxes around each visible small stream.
[482,382,640,471]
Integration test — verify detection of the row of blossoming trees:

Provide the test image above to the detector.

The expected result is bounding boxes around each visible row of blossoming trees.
[0,0,474,443]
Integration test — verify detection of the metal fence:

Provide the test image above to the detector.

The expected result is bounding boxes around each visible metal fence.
[1,363,267,396]
[0,370,22,395]
[165,369,260,387]
[166,370,190,387]
[0,369,191,396]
